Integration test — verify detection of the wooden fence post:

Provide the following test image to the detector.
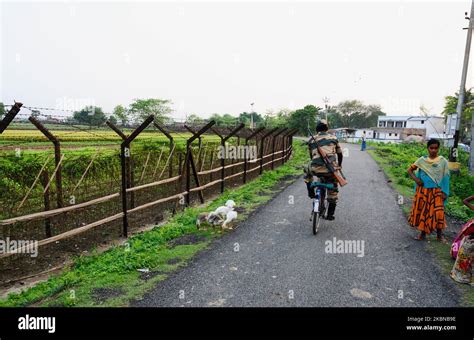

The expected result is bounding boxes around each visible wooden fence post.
[212,124,244,191]
[260,128,278,174]
[0,102,23,133]
[243,127,265,184]
[29,116,63,208]
[40,169,52,238]
[271,128,287,170]
[184,121,216,205]
[120,115,155,237]
[106,120,136,208]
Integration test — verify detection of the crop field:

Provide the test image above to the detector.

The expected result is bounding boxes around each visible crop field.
[0,121,295,285]
[0,127,228,220]
[0,128,220,148]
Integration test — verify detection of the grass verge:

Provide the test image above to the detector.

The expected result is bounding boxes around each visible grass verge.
[0,142,307,307]
[367,146,474,307]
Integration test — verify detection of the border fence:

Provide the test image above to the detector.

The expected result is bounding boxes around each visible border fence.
[0,104,298,267]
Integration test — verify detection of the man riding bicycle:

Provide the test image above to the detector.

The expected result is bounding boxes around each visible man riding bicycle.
[304,119,343,221]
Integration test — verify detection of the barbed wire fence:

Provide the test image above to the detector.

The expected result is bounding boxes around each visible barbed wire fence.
[0,101,298,283]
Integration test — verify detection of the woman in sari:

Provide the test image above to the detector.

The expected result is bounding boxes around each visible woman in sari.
[407,139,450,241]
[450,195,474,284]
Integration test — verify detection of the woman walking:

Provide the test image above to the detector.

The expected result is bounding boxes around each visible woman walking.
[407,139,450,241]
[360,131,367,151]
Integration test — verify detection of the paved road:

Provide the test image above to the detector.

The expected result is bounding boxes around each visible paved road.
[135,143,461,307]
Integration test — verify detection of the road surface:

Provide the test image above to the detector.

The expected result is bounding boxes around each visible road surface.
[134,143,461,307]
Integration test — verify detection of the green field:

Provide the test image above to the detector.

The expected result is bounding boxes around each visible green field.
[0,128,220,147]
[0,127,227,220]
[367,142,474,221]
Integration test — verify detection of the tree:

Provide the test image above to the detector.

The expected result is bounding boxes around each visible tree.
[263,109,290,128]
[330,100,385,128]
[129,98,172,124]
[0,102,5,119]
[108,115,118,126]
[442,89,473,142]
[208,113,238,127]
[221,114,239,127]
[334,100,365,128]
[113,105,129,126]
[31,110,40,118]
[327,106,342,128]
[288,105,321,135]
[73,106,107,127]
[209,113,223,126]
[186,114,204,126]
[239,111,263,128]
[364,104,386,128]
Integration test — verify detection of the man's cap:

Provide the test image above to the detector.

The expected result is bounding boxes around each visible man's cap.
[318,119,328,125]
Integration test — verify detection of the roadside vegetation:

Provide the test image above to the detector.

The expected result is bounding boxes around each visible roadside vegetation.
[367,141,474,306]
[368,142,474,221]
[0,142,306,307]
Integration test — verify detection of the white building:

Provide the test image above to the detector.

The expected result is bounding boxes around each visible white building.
[331,115,446,144]
[375,115,445,141]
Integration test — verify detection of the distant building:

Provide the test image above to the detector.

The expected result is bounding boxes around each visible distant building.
[331,128,356,140]
[13,113,31,121]
[330,115,446,144]
[374,116,445,141]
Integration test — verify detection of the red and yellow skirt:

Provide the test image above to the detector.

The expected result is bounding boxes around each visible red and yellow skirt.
[408,186,446,234]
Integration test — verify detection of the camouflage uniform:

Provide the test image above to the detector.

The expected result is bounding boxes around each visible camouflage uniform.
[303,131,342,203]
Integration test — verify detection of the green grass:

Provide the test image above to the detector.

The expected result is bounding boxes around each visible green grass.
[0,142,307,307]
[0,137,225,219]
[367,142,474,221]
[367,142,474,307]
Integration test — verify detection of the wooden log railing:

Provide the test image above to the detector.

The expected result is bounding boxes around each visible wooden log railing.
[0,115,294,258]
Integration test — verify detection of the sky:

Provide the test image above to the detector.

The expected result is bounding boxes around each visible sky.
[1,0,473,121]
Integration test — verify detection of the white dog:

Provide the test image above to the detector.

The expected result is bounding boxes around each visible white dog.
[212,200,235,218]
[196,211,223,228]
[222,210,238,229]
[196,200,237,230]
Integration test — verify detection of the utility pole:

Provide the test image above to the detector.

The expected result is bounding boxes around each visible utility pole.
[451,0,473,166]
[250,102,255,129]
[323,97,330,122]
[466,2,474,172]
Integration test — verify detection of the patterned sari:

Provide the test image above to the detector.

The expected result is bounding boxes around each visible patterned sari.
[408,156,450,234]
[450,235,474,284]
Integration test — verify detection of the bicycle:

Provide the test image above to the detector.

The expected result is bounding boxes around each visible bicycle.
[309,181,335,235]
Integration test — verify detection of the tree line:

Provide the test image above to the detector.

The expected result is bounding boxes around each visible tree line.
[2,91,471,139]
[50,98,390,134]
[198,100,387,135]
[0,98,388,134]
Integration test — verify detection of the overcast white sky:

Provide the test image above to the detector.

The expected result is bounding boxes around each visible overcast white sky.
[1,1,473,120]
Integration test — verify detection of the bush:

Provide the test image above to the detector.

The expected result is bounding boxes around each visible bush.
[371,142,474,221]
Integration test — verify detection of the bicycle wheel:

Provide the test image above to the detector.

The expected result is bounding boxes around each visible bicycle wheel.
[312,189,326,235]
[320,189,327,219]
[312,211,320,235]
